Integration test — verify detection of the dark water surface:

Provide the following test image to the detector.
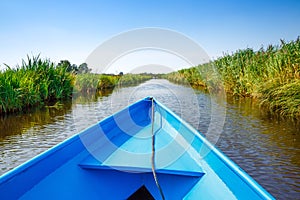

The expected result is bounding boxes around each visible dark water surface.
[0,79,299,199]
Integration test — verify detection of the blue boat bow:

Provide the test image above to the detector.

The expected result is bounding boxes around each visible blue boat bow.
[0,97,274,200]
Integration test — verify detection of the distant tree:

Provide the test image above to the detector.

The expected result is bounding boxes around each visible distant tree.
[71,64,78,73]
[78,63,91,74]
[57,60,78,73]
[57,60,70,68]
[119,72,124,76]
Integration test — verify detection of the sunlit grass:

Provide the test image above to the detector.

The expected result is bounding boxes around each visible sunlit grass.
[0,55,74,114]
[0,54,153,115]
[166,37,300,118]
[74,73,152,92]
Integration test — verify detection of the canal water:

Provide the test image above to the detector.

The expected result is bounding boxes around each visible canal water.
[0,79,299,199]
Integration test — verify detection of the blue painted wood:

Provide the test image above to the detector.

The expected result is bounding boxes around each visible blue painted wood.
[0,97,275,200]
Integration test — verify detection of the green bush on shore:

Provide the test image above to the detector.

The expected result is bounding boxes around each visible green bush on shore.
[166,37,300,118]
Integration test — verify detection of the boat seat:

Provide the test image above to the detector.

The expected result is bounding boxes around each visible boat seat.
[78,155,204,178]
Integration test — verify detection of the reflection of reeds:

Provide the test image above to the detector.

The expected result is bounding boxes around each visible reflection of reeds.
[0,100,72,139]
[166,37,300,118]
[0,55,74,114]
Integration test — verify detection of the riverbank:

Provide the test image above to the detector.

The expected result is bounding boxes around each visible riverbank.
[74,73,152,93]
[0,56,74,114]
[0,56,152,115]
[166,37,300,119]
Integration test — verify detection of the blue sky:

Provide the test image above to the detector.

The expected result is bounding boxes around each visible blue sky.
[1,0,300,70]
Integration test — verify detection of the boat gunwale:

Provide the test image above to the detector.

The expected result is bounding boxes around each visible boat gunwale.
[154,98,274,200]
[0,131,80,185]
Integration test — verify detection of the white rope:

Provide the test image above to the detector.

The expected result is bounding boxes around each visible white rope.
[151,97,165,200]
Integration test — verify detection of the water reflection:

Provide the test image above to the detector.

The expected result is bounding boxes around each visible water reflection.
[72,89,114,104]
[0,90,114,174]
[218,96,300,199]
[0,102,72,140]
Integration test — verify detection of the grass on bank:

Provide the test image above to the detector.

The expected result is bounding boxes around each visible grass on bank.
[166,37,300,118]
[74,73,152,93]
[0,55,152,115]
[0,56,74,114]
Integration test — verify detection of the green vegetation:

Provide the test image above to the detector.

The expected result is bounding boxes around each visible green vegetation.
[166,37,300,118]
[74,73,152,92]
[0,56,74,114]
[118,73,153,86]
[4,37,298,119]
[74,74,117,92]
[0,55,152,115]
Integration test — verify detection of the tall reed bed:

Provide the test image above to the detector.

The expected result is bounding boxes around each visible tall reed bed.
[118,73,153,86]
[214,38,300,97]
[74,73,152,92]
[0,54,152,115]
[0,56,74,114]
[166,37,300,118]
[74,74,118,92]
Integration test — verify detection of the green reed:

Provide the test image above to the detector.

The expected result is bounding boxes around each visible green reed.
[74,73,152,93]
[0,55,74,114]
[166,37,300,118]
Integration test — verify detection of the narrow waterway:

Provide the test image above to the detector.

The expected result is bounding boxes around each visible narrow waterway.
[0,79,299,199]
